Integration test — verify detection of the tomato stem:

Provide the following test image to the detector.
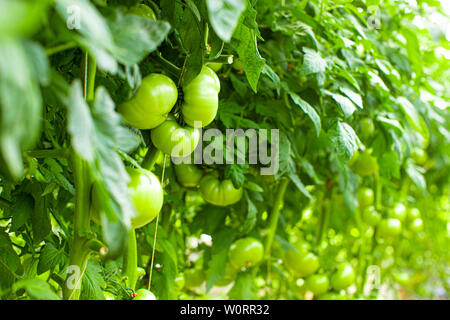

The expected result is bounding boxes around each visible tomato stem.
[264,178,289,265]
[123,228,138,291]
[142,146,162,171]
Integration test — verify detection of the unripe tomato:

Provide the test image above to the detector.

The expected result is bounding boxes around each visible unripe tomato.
[351,152,379,176]
[228,237,264,270]
[133,289,156,300]
[362,206,382,226]
[360,117,375,139]
[118,74,178,129]
[181,66,220,128]
[407,208,421,221]
[305,274,329,296]
[378,218,402,237]
[127,4,157,20]
[388,203,407,221]
[184,268,206,289]
[206,62,223,72]
[174,163,203,188]
[91,167,163,229]
[409,218,424,232]
[330,263,355,291]
[357,187,374,208]
[285,248,319,277]
[199,174,243,206]
[151,116,200,158]
[411,148,427,165]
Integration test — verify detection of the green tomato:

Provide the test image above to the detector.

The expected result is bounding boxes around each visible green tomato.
[409,218,424,232]
[411,148,427,165]
[151,116,200,158]
[360,117,375,139]
[388,203,407,221]
[184,268,206,289]
[378,218,402,237]
[330,263,355,291]
[305,274,329,296]
[357,187,374,208]
[362,206,382,226]
[91,167,163,229]
[206,62,223,72]
[407,208,421,221]
[174,163,203,188]
[199,174,243,206]
[285,248,320,277]
[351,152,379,176]
[133,289,156,300]
[228,237,264,270]
[118,74,178,129]
[127,4,157,20]
[181,66,220,128]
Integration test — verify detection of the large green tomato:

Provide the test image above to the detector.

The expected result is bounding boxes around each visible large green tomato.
[360,117,375,139]
[357,187,374,208]
[285,248,319,277]
[91,167,163,229]
[330,263,355,290]
[184,268,206,289]
[388,202,407,221]
[199,174,243,206]
[151,116,200,158]
[174,163,203,188]
[181,66,220,128]
[351,152,379,176]
[133,289,156,300]
[306,274,329,296]
[118,74,178,129]
[378,218,402,237]
[127,4,157,20]
[228,237,264,270]
[362,206,382,226]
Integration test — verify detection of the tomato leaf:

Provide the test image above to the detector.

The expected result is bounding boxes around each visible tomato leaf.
[207,0,247,42]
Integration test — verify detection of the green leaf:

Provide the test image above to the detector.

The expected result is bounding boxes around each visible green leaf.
[339,87,363,109]
[262,64,281,94]
[228,272,256,299]
[0,40,42,179]
[288,172,311,199]
[323,90,356,117]
[329,121,359,163]
[10,195,34,232]
[300,48,326,75]
[206,0,247,42]
[37,243,67,275]
[405,162,426,194]
[108,15,171,65]
[206,229,236,291]
[13,279,61,300]
[376,116,404,135]
[80,261,106,300]
[397,97,429,145]
[289,93,321,136]
[242,195,258,233]
[233,23,265,93]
